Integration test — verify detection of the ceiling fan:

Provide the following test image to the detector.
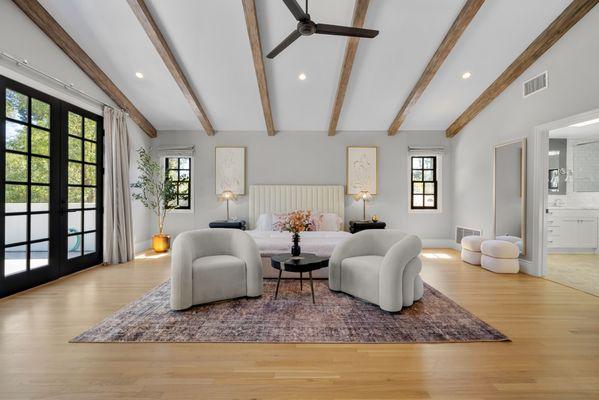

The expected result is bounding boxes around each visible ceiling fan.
[266,0,379,59]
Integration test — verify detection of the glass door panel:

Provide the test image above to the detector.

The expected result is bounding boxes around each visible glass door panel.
[1,77,59,294]
[61,105,102,273]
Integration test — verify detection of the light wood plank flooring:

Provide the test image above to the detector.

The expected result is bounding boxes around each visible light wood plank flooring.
[0,249,598,400]
[546,253,599,296]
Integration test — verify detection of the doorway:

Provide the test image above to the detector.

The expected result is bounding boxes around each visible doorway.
[0,76,103,297]
[536,109,599,296]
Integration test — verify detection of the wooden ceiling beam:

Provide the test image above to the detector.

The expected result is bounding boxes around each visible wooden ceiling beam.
[388,0,485,135]
[446,0,599,138]
[127,0,215,135]
[12,0,157,137]
[328,0,371,136]
[242,0,275,136]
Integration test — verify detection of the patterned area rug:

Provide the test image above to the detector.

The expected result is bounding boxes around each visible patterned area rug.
[72,280,508,344]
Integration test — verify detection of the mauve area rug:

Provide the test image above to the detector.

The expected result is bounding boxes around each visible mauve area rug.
[72,280,508,344]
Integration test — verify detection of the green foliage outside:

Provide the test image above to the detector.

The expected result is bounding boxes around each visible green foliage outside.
[4,89,97,205]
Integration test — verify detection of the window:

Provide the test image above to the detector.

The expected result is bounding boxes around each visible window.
[410,156,437,210]
[165,157,191,210]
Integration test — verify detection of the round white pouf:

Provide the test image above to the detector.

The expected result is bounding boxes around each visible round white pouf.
[461,235,484,252]
[461,248,481,265]
[480,240,519,273]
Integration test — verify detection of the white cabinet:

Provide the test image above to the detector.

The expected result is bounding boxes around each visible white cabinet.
[546,210,598,250]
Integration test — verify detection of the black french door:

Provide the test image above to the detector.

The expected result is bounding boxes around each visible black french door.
[0,76,103,297]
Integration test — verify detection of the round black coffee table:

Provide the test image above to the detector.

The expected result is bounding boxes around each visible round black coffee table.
[270,253,329,303]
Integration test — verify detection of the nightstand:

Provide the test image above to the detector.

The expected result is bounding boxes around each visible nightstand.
[208,220,247,230]
[349,220,386,234]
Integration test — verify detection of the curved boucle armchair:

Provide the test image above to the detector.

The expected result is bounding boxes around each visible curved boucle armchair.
[170,229,263,310]
[329,230,424,312]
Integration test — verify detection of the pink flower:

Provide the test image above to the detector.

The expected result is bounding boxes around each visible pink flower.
[274,210,315,233]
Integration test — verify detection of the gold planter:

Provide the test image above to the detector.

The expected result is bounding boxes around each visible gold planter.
[152,234,171,253]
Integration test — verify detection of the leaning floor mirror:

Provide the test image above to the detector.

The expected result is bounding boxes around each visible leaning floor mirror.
[493,138,527,256]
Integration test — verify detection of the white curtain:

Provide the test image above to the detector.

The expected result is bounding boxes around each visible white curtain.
[103,107,134,264]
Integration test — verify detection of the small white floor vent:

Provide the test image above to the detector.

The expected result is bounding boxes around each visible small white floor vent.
[455,226,481,244]
[523,71,548,98]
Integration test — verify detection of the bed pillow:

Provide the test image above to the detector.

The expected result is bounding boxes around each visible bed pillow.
[255,213,273,231]
[315,213,343,231]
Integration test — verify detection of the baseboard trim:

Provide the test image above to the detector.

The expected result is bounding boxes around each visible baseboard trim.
[518,259,538,276]
[421,239,456,249]
[134,239,152,254]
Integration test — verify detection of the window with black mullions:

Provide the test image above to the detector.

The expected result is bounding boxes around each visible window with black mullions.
[165,157,191,209]
[411,156,437,210]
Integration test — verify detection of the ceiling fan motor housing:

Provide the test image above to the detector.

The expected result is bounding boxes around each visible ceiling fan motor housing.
[298,19,316,36]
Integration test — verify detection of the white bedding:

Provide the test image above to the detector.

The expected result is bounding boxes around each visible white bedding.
[247,230,351,258]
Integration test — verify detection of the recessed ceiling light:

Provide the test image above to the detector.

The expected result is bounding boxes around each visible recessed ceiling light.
[569,117,599,128]
[298,73,306,81]
[462,71,472,80]
[135,72,144,79]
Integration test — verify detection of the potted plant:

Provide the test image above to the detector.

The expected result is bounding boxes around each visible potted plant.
[130,148,178,253]
[273,210,315,257]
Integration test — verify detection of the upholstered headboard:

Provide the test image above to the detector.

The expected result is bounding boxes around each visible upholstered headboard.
[249,185,345,229]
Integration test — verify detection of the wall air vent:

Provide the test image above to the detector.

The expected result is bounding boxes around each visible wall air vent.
[455,226,481,245]
[523,71,548,98]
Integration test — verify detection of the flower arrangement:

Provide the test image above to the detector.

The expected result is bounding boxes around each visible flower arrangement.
[274,210,315,233]
[273,210,315,256]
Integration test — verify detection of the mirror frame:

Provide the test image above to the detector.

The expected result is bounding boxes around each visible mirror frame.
[492,138,527,257]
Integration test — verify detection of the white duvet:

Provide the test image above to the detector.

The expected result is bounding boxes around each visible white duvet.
[247,230,352,258]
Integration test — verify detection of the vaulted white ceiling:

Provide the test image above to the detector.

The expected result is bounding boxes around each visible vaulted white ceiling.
[38,0,572,133]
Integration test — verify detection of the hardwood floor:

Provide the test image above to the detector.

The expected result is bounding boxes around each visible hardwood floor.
[0,249,598,399]
[546,253,599,296]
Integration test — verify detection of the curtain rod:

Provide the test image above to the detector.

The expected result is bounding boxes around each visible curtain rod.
[408,146,446,152]
[0,49,125,114]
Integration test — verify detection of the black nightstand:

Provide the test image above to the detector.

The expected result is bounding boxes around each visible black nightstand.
[208,220,247,230]
[349,220,386,234]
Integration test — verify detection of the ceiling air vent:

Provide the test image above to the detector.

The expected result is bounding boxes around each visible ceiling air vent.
[523,71,548,98]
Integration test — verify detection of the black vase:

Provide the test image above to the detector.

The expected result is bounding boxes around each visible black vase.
[291,233,301,256]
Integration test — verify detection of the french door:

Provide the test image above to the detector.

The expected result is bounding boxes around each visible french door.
[0,76,103,297]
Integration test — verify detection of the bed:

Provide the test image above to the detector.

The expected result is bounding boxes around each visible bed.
[247,184,351,278]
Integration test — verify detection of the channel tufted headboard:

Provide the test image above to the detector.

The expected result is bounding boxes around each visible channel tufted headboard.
[249,185,345,229]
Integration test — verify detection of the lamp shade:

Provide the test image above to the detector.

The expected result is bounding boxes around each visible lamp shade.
[353,190,373,202]
[219,190,237,202]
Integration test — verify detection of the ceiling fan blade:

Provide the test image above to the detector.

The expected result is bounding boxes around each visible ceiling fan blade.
[283,0,309,21]
[266,30,302,59]
[315,24,379,38]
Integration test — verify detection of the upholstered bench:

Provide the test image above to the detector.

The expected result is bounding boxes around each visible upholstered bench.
[461,235,484,265]
[480,240,520,274]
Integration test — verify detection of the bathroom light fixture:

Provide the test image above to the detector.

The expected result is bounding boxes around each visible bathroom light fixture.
[298,73,306,81]
[462,71,472,79]
[135,72,144,79]
[569,117,599,127]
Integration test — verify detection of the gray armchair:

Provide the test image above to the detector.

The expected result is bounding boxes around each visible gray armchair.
[329,230,423,312]
[170,229,263,310]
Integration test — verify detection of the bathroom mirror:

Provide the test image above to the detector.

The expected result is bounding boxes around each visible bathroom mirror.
[548,139,566,195]
[493,139,526,256]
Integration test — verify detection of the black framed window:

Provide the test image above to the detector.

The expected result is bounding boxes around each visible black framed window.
[165,157,191,210]
[410,156,437,210]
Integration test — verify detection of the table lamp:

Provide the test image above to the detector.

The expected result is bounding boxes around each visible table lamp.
[219,190,237,220]
[353,190,373,221]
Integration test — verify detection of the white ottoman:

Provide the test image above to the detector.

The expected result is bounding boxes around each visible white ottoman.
[480,240,519,274]
[461,235,484,265]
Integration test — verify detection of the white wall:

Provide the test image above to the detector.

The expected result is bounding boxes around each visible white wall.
[451,6,599,271]
[154,131,453,245]
[0,0,154,254]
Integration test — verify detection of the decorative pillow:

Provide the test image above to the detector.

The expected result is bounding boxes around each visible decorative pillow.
[315,213,343,231]
[255,213,273,231]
